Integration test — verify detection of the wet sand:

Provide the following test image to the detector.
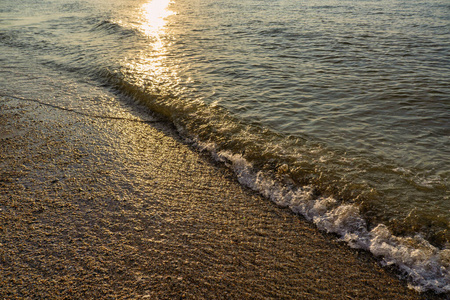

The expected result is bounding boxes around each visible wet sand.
[0,95,445,299]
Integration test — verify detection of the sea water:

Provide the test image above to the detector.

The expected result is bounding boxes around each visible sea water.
[1,0,449,293]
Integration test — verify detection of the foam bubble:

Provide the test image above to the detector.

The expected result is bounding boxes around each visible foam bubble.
[186,137,450,294]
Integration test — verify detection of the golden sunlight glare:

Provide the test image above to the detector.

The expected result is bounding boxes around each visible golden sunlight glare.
[140,0,174,39]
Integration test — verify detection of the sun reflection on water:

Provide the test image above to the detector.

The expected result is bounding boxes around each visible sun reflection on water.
[140,0,174,47]
[121,0,178,94]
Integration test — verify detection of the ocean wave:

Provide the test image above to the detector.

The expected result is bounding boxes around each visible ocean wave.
[182,137,450,294]
[91,19,141,38]
[96,66,449,250]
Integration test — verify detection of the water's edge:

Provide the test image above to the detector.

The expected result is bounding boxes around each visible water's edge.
[180,131,450,294]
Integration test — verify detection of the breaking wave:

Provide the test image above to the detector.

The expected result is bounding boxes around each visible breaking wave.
[186,138,450,294]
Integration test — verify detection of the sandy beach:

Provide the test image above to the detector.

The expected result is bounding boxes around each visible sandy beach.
[0,94,445,299]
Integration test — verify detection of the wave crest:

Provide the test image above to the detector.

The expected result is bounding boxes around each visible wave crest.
[188,139,450,294]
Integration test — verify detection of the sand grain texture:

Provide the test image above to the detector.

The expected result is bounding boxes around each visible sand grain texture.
[0,96,445,299]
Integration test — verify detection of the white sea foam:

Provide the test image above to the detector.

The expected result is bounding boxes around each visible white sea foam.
[187,137,450,294]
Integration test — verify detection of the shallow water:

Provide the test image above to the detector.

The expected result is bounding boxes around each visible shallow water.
[1,0,449,293]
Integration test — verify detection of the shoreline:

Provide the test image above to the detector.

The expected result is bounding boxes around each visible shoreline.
[0,95,446,299]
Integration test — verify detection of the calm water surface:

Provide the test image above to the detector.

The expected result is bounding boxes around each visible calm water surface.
[1,0,449,293]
